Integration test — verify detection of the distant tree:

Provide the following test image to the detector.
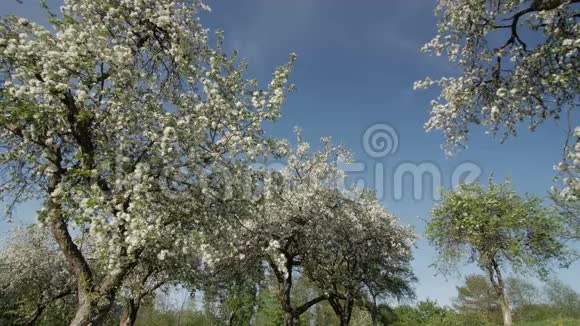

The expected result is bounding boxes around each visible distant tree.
[0,226,75,325]
[415,0,580,221]
[135,292,218,326]
[255,276,285,326]
[506,277,540,310]
[373,304,395,326]
[313,302,339,326]
[222,280,260,326]
[195,274,261,326]
[544,278,580,318]
[390,300,459,326]
[348,307,373,326]
[426,178,574,325]
[453,274,501,323]
[118,246,200,326]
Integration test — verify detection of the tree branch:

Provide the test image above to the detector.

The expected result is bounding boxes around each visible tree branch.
[295,293,330,315]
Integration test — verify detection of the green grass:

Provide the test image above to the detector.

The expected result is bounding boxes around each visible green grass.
[514,319,580,326]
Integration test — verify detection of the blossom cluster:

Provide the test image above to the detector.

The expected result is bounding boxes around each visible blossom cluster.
[415,0,579,207]
[0,0,414,321]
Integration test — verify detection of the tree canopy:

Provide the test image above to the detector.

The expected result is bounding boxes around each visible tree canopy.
[415,0,579,221]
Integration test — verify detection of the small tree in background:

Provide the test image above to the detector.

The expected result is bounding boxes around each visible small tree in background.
[453,274,501,324]
[506,277,540,310]
[544,278,580,319]
[117,246,200,326]
[426,178,574,326]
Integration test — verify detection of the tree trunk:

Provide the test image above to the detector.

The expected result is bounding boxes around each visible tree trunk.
[269,254,300,326]
[365,291,379,326]
[329,296,353,326]
[120,299,140,326]
[46,168,105,326]
[280,279,300,326]
[368,302,378,326]
[69,294,117,326]
[269,254,327,326]
[69,301,96,326]
[44,114,138,325]
[499,294,513,326]
[341,297,353,326]
[339,315,350,326]
[486,262,512,326]
[283,311,300,326]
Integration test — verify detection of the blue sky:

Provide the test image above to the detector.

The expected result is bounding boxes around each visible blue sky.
[1,0,578,306]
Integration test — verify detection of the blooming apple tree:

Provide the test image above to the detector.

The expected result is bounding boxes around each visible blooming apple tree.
[304,189,416,326]
[415,0,579,216]
[0,226,75,325]
[0,0,295,324]
[198,134,353,326]
[255,137,352,326]
[199,133,416,326]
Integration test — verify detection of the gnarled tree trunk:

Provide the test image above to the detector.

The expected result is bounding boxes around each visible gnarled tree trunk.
[269,254,328,326]
[47,166,104,326]
[119,299,140,326]
[329,295,354,326]
[47,163,131,326]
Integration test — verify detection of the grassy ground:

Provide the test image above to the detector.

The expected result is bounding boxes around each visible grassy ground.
[514,319,580,326]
